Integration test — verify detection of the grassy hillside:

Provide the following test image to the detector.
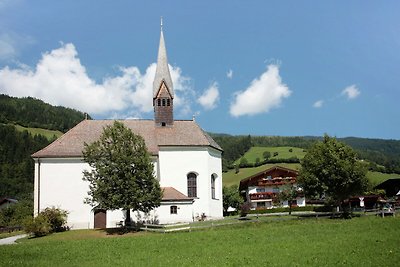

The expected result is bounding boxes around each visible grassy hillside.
[235,146,306,164]
[223,163,301,187]
[14,124,63,140]
[366,171,400,186]
[223,163,395,188]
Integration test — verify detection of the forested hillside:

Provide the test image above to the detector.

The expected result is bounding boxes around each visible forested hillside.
[0,94,88,200]
[0,125,50,199]
[210,134,400,173]
[0,94,89,132]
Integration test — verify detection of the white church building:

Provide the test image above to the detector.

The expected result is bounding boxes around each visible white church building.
[32,25,223,229]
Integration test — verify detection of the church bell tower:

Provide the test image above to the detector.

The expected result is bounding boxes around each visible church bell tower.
[153,18,174,127]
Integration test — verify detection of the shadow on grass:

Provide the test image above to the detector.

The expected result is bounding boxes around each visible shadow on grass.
[102,227,140,235]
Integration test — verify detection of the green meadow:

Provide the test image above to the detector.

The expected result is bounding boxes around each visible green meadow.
[234,146,306,164]
[14,124,63,140]
[0,216,399,266]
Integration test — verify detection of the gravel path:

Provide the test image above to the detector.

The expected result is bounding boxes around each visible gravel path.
[0,234,28,245]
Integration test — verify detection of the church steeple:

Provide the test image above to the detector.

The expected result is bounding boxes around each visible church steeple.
[153,18,174,127]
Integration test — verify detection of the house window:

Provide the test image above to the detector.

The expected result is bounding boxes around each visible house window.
[170,205,177,214]
[257,202,266,208]
[187,172,197,198]
[256,188,266,193]
[211,174,216,199]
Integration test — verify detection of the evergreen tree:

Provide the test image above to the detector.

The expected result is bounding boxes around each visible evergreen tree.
[82,121,162,224]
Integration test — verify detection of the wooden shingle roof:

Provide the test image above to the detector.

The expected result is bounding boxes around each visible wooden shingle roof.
[32,119,222,158]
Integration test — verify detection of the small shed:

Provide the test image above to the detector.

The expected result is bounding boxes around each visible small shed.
[0,197,18,210]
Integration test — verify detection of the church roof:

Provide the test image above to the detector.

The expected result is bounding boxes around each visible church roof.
[32,119,222,158]
[162,187,193,202]
[153,27,174,98]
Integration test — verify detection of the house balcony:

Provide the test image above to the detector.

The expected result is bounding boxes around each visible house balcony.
[249,192,277,200]
[257,178,296,187]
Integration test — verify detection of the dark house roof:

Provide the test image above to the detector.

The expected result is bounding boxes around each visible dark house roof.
[0,197,18,206]
[239,166,299,191]
[32,119,222,158]
[374,178,400,197]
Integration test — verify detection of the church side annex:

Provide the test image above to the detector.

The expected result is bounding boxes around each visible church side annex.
[32,22,223,229]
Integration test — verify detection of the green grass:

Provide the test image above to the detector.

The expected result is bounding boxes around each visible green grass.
[13,124,63,140]
[223,163,301,187]
[235,146,306,164]
[367,171,399,186]
[0,216,399,266]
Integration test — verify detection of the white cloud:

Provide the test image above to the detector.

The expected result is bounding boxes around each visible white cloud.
[198,81,219,110]
[313,100,324,108]
[0,43,191,117]
[342,84,360,100]
[226,69,233,79]
[230,64,291,117]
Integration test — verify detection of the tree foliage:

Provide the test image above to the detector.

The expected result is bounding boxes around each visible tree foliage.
[210,133,400,174]
[82,121,162,220]
[222,185,243,215]
[298,135,368,204]
[277,184,300,215]
[0,125,50,199]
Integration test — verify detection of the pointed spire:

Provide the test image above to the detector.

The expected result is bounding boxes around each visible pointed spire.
[153,18,174,98]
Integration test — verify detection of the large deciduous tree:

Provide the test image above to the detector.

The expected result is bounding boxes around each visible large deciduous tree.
[82,121,162,224]
[298,135,368,207]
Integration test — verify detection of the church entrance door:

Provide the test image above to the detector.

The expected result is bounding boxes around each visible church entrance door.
[94,209,107,228]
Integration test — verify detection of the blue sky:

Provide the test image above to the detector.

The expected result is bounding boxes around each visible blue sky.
[0,1,399,139]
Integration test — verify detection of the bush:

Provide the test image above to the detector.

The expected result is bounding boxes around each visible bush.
[23,214,51,237]
[240,202,251,217]
[40,207,68,232]
[248,205,333,214]
[23,207,68,237]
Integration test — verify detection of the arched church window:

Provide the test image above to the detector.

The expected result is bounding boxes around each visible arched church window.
[211,174,216,199]
[162,99,166,106]
[187,172,197,198]
[157,99,161,106]
[167,99,170,106]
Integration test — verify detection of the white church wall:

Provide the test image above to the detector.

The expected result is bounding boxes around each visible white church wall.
[207,148,223,219]
[158,146,223,221]
[34,158,94,229]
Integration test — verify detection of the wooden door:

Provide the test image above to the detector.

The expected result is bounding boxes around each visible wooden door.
[94,209,107,228]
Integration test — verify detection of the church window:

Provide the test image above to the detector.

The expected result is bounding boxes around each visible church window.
[157,99,161,106]
[187,173,197,198]
[167,99,170,106]
[162,99,166,106]
[211,174,216,199]
[170,205,177,214]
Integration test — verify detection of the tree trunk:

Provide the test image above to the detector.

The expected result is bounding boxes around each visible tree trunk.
[125,209,131,226]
